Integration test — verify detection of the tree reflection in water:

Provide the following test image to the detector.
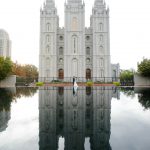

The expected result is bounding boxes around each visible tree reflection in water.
[137,88,150,110]
[0,87,38,111]
[0,87,38,132]
[121,87,150,110]
[0,88,13,111]
[120,87,135,98]
[14,87,38,99]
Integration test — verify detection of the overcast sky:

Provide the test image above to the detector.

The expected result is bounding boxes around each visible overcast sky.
[0,0,150,70]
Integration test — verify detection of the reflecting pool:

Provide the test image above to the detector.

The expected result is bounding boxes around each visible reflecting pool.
[0,87,150,150]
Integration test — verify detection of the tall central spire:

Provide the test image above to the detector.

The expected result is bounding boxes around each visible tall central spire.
[94,0,104,6]
[46,0,54,3]
[45,0,55,8]
[68,0,82,2]
[95,0,104,2]
[67,0,82,4]
[94,0,106,10]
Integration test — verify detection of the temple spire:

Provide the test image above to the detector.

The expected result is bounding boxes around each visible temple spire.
[94,0,104,6]
[67,0,82,3]
[45,0,55,7]
[41,0,57,15]
[94,0,106,9]
[68,0,81,1]
[95,0,104,2]
[46,0,54,3]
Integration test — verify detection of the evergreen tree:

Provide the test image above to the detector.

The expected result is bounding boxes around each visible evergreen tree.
[138,58,150,77]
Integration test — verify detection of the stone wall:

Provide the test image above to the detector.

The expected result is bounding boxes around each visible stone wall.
[134,74,150,86]
[0,75,16,87]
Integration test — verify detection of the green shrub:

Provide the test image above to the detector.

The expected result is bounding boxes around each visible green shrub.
[36,82,44,86]
[113,82,121,86]
[95,81,104,84]
[86,81,93,86]
[51,80,62,83]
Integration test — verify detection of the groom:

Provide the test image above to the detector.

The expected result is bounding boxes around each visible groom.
[73,76,75,85]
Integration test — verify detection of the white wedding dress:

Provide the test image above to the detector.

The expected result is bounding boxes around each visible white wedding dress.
[73,79,78,96]
[73,79,78,87]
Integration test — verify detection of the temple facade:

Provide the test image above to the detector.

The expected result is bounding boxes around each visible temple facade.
[39,0,119,82]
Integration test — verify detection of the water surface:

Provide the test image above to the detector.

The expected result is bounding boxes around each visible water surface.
[0,87,150,150]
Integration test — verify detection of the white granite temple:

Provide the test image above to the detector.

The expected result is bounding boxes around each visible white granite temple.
[39,0,119,82]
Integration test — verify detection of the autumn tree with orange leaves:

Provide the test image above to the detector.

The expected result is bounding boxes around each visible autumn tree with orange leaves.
[12,62,38,80]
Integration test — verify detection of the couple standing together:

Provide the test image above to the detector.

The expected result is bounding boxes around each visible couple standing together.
[73,77,78,87]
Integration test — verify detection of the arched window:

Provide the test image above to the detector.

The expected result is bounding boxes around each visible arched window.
[86,47,90,55]
[46,35,50,43]
[99,45,103,54]
[86,58,90,63]
[46,23,51,31]
[46,57,50,68]
[72,58,78,77]
[59,47,63,55]
[59,36,63,41]
[100,69,104,77]
[100,35,103,42]
[99,23,103,31]
[59,58,63,63]
[72,35,78,54]
[86,36,90,41]
[46,45,50,53]
[46,69,50,77]
[72,17,78,31]
[100,58,104,67]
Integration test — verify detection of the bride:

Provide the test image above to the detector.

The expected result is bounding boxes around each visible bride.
[73,77,78,87]
[73,77,78,96]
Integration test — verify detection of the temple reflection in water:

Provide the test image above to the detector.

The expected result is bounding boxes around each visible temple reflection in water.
[39,87,119,150]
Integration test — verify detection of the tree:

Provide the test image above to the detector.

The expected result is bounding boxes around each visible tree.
[120,69,134,82]
[23,64,38,79]
[138,58,150,77]
[0,57,13,81]
[12,62,26,77]
[12,62,39,83]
